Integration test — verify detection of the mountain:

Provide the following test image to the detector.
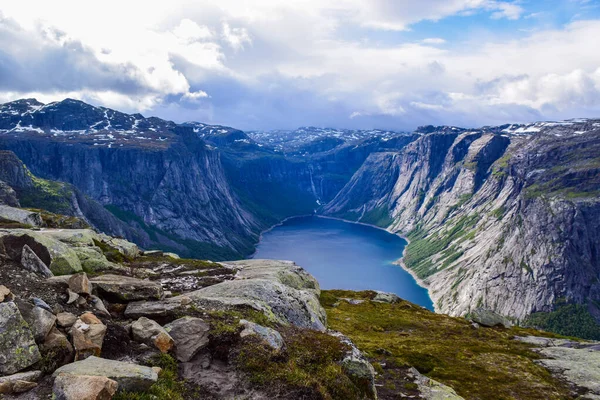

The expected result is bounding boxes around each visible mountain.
[324,119,600,336]
[0,97,599,337]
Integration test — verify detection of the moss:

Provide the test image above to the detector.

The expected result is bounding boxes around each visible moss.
[93,239,130,264]
[321,290,574,400]
[234,327,365,399]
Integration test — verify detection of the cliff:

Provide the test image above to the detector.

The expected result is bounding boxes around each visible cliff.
[324,121,600,330]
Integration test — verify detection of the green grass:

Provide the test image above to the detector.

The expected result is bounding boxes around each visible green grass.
[321,290,573,400]
[113,354,185,400]
[360,206,393,227]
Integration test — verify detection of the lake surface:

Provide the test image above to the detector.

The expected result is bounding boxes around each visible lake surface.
[252,216,433,310]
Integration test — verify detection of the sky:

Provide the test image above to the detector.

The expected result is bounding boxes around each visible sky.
[0,0,599,131]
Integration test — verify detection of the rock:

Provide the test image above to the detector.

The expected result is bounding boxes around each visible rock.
[57,312,78,328]
[131,317,174,353]
[1,231,83,275]
[0,371,41,394]
[0,205,42,227]
[97,235,140,259]
[0,302,41,374]
[71,317,107,360]
[66,289,79,305]
[124,299,183,319]
[329,331,377,399]
[68,272,91,295]
[41,229,99,247]
[0,285,13,302]
[73,247,118,272]
[467,308,512,328]
[53,356,159,392]
[408,367,464,400]
[77,296,88,306]
[16,300,57,343]
[179,260,327,331]
[0,379,37,394]
[164,316,210,362]
[33,297,53,312]
[90,295,110,317]
[0,180,19,207]
[373,291,401,303]
[80,312,102,325]
[21,244,53,277]
[42,327,75,368]
[239,319,284,351]
[53,373,118,400]
[163,252,180,259]
[90,274,163,302]
[143,250,163,257]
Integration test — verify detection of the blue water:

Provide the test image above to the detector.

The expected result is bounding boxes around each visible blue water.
[252,216,433,310]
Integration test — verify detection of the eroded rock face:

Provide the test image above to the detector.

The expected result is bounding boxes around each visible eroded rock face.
[53,374,118,400]
[0,302,41,375]
[164,316,210,362]
[53,356,159,392]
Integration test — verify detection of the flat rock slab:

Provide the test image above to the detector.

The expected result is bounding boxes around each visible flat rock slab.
[0,302,41,375]
[53,356,158,392]
[537,346,600,398]
[91,274,163,302]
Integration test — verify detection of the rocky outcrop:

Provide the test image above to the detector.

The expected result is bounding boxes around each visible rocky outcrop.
[179,259,327,331]
[324,124,600,326]
[0,205,42,227]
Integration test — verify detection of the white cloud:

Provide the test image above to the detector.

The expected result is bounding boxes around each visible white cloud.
[0,1,597,129]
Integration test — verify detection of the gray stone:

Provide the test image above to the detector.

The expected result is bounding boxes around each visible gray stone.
[0,205,42,227]
[21,244,53,277]
[124,298,185,319]
[467,308,512,328]
[90,295,110,317]
[97,235,140,259]
[42,327,74,367]
[239,319,284,351]
[33,297,53,312]
[373,291,401,303]
[0,371,41,394]
[66,289,79,305]
[53,373,118,400]
[164,316,210,362]
[0,302,41,375]
[143,250,163,257]
[408,367,464,400]
[53,356,159,392]
[0,180,19,207]
[131,317,174,353]
[16,299,57,343]
[0,370,42,386]
[91,274,163,302]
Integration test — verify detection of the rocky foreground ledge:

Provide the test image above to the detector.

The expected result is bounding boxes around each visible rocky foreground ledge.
[0,222,599,399]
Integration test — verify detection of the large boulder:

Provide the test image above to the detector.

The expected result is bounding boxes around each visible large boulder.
[97,234,140,259]
[91,274,163,302]
[1,231,83,275]
[41,229,99,247]
[179,260,327,331]
[0,180,19,207]
[53,356,159,392]
[164,316,210,362]
[68,272,91,295]
[408,367,465,400]
[53,374,118,400]
[467,308,513,328]
[0,302,41,375]
[131,317,174,353]
[330,331,377,399]
[0,205,42,227]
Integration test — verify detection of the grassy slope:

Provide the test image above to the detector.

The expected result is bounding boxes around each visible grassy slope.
[321,290,574,400]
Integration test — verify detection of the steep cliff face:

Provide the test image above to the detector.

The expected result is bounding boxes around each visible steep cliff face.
[324,122,600,322]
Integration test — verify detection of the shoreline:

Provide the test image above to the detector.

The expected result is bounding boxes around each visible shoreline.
[249,213,436,311]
